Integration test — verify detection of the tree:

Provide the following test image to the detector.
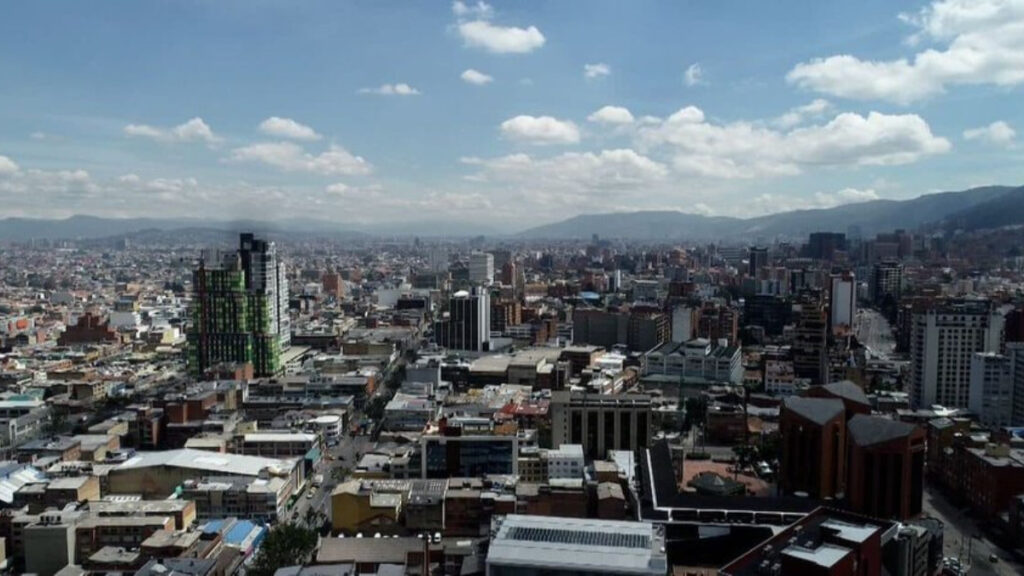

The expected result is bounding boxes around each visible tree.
[249,522,319,576]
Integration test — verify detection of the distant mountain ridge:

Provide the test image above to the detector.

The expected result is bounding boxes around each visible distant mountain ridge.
[2,185,1022,242]
[516,185,1024,240]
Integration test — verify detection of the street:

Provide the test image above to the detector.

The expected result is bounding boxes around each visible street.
[286,433,374,529]
[922,484,1023,575]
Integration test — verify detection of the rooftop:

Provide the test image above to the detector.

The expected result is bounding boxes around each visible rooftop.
[113,448,297,477]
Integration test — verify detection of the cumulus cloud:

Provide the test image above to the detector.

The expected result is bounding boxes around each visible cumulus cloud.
[123,117,220,145]
[773,99,832,129]
[258,117,322,141]
[457,20,545,54]
[463,149,668,199]
[787,0,1024,104]
[500,115,581,145]
[359,83,421,96]
[461,69,494,85]
[326,182,383,199]
[638,106,951,178]
[587,106,635,125]
[453,3,544,54]
[452,1,494,19]
[228,142,372,176]
[684,63,706,86]
[963,120,1016,145]
[584,63,611,79]
[0,154,19,175]
[812,187,881,208]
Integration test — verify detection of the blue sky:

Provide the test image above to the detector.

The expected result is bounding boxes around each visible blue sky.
[1,0,1023,230]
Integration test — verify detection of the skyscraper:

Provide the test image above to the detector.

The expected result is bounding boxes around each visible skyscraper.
[469,251,494,285]
[187,233,290,378]
[748,246,768,278]
[910,299,1004,409]
[871,260,903,304]
[829,272,856,333]
[435,288,490,351]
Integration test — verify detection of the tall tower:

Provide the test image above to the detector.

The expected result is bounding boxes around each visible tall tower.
[187,233,291,378]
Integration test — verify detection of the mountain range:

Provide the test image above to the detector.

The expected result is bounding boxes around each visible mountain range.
[1,185,1021,242]
[516,185,1024,240]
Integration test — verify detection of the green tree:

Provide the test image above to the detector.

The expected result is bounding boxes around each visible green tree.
[249,522,319,576]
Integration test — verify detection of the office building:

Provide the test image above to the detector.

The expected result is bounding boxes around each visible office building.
[871,260,903,304]
[793,299,829,386]
[846,415,925,520]
[1011,343,1024,426]
[434,288,491,352]
[779,397,846,500]
[550,391,652,459]
[187,233,290,377]
[807,232,846,261]
[829,272,856,333]
[572,309,669,352]
[748,246,768,278]
[910,299,1003,408]
[469,251,494,285]
[970,352,1014,427]
[486,514,667,576]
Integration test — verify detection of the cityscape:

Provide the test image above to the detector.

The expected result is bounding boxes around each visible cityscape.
[3,2,1024,576]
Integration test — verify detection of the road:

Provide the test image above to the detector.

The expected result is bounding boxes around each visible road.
[855,308,897,361]
[922,484,1023,575]
[286,433,374,529]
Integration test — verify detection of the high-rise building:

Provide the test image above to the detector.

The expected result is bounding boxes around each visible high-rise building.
[779,397,847,500]
[434,288,490,351]
[829,272,856,332]
[187,233,290,378]
[793,298,829,386]
[846,414,925,521]
[970,352,1014,427]
[469,251,494,285]
[748,246,768,278]
[670,305,696,343]
[807,232,846,260]
[1011,343,1024,425]
[871,260,903,304]
[910,299,1004,409]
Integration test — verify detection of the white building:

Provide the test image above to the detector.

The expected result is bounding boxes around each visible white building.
[486,515,667,576]
[469,252,494,285]
[545,444,584,480]
[829,272,856,332]
[671,305,695,343]
[969,352,1013,427]
[910,300,1004,409]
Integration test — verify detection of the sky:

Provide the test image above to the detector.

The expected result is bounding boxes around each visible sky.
[1,0,1023,232]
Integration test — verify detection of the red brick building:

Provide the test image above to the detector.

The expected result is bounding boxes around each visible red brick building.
[846,414,925,520]
[779,397,847,500]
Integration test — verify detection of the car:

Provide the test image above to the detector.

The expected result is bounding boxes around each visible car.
[306,491,314,499]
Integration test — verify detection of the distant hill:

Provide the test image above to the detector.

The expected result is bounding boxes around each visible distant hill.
[940,185,1024,232]
[515,185,1019,240]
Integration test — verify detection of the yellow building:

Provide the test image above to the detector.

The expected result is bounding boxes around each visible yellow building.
[329,480,401,534]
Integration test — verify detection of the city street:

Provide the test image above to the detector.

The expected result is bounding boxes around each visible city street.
[922,485,1023,575]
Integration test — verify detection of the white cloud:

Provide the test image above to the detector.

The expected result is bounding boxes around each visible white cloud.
[773,99,832,128]
[452,1,493,19]
[228,142,372,176]
[123,117,220,145]
[258,117,322,141]
[812,187,880,208]
[0,155,19,175]
[587,105,635,125]
[326,182,383,199]
[639,106,951,178]
[118,173,141,184]
[787,0,1024,104]
[461,69,494,85]
[463,149,668,199]
[963,120,1016,145]
[684,63,706,86]
[584,63,611,79]
[457,20,545,54]
[500,115,581,144]
[359,83,421,96]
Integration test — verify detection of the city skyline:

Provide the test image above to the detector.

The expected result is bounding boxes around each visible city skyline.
[1,0,1024,230]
